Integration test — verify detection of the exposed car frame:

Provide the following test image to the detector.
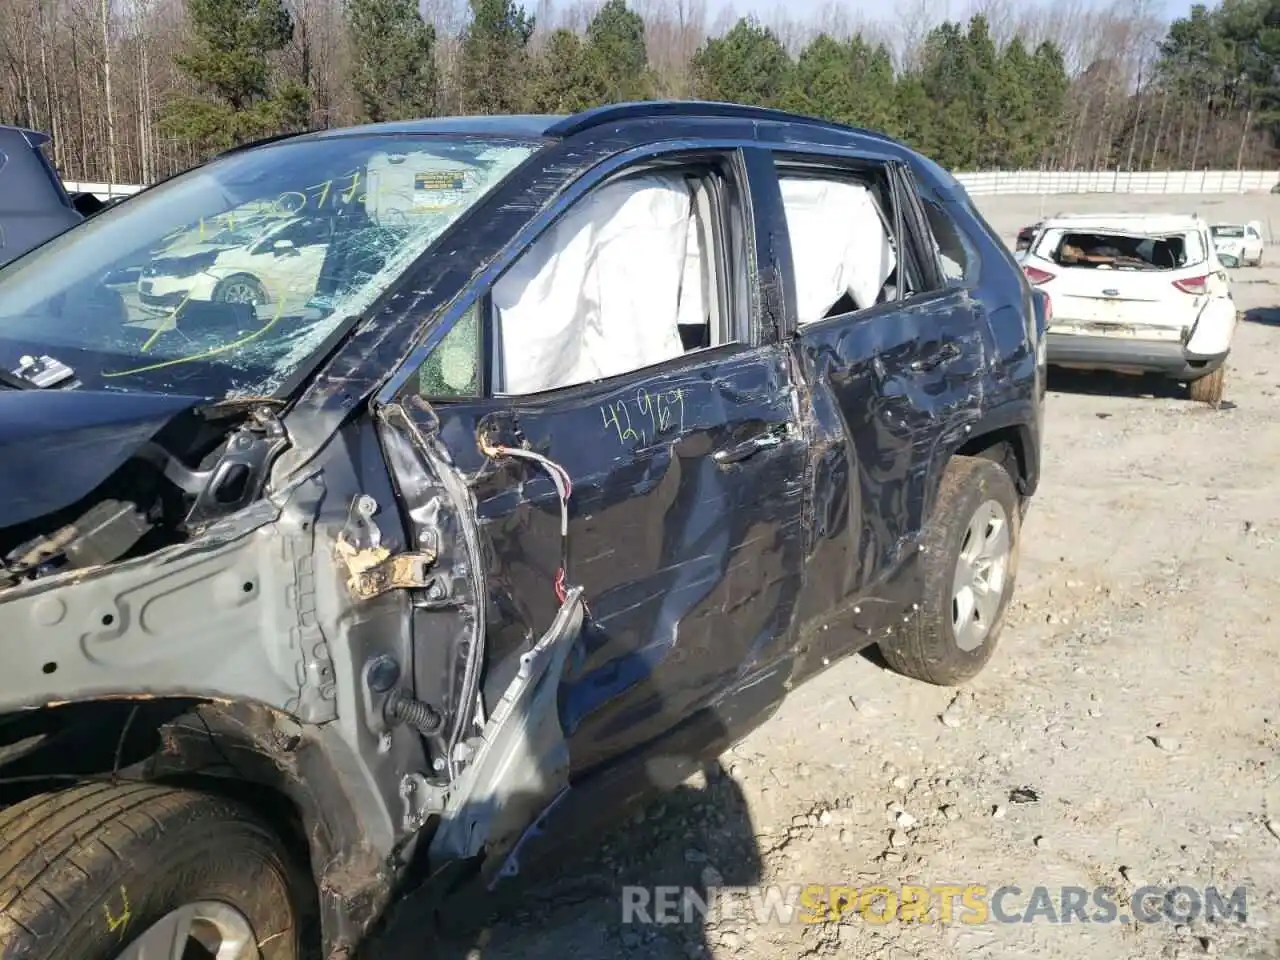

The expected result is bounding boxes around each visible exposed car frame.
[0,101,1045,960]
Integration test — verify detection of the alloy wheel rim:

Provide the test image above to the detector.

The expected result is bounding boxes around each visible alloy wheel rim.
[117,900,261,960]
[222,281,261,304]
[950,498,1011,652]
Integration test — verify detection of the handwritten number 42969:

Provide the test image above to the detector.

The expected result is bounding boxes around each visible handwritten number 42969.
[601,388,685,447]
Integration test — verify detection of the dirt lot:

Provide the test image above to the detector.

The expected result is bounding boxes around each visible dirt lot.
[378,193,1280,960]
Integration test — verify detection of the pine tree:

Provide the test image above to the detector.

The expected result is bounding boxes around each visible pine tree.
[348,0,437,123]
[526,29,594,112]
[161,0,309,151]
[458,0,535,115]
[581,0,651,103]
[691,18,791,107]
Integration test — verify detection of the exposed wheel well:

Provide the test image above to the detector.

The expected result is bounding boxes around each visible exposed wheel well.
[0,697,374,956]
[955,426,1028,492]
[0,697,309,862]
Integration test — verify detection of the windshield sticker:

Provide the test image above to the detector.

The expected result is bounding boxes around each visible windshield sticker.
[414,170,471,211]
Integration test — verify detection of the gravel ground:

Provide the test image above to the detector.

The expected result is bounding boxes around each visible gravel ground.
[374,193,1280,960]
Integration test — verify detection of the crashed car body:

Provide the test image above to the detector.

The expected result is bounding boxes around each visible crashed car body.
[1020,212,1236,403]
[0,102,1046,960]
[1210,221,1264,267]
[0,124,82,268]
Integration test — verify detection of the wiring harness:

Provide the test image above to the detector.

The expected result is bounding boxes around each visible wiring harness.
[479,436,576,603]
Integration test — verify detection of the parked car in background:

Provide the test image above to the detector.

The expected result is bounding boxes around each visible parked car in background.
[0,125,82,268]
[136,210,325,308]
[1021,212,1235,403]
[1210,221,1264,267]
[0,101,1046,960]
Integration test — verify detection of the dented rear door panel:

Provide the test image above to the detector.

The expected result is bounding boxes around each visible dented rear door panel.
[745,151,993,673]
[787,291,989,669]
[402,342,806,778]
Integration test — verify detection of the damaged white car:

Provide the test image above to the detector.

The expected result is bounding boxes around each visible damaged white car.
[1021,213,1237,404]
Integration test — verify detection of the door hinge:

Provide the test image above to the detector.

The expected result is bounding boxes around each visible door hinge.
[335,493,438,600]
[337,543,438,600]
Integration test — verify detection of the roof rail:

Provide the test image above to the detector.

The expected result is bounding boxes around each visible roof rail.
[216,127,321,158]
[545,100,898,144]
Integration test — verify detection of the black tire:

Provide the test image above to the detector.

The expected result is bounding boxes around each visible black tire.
[879,456,1021,686]
[0,782,315,960]
[213,274,267,305]
[1188,365,1226,405]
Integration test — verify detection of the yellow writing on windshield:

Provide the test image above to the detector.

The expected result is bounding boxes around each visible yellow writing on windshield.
[103,295,288,379]
[153,164,461,253]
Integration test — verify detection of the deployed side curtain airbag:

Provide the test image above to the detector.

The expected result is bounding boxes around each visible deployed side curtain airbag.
[494,173,693,395]
[780,177,897,324]
[676,180,712,329]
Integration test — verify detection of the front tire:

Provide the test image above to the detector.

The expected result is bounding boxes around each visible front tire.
[0,782,315,960]
[213,274,268,306]
[879,456,1021,686]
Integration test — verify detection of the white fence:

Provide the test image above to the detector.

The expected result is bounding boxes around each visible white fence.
[68,168,1280,201]
[954,169,1280,195]
[63,180,143,199]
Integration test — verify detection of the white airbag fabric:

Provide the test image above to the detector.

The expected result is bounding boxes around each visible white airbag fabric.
[677,201,707,328]
[780,178,896,323]
[494,173,693,394]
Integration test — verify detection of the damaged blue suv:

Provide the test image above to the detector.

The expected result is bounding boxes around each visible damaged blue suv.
[0,102,1046,960]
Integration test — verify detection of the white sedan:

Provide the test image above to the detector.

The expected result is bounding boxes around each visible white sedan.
[1210,221,1264,267]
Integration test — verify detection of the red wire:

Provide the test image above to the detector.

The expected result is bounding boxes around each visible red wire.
[489,442,574,603]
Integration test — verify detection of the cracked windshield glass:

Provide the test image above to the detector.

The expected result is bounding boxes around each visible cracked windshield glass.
[0,135,539,397]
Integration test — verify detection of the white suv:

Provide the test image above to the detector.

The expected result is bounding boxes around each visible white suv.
[1210,221,1265,267]
[1020,213,1236,403]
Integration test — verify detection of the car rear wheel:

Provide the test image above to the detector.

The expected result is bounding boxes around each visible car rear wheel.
[1188,365,1226,405]
[213,274,267,306]
[879,456,1020,686]
[0,782,315,960]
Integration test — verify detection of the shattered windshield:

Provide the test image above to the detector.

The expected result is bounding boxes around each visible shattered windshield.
[0,134,540,397]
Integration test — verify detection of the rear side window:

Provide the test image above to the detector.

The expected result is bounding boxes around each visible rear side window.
[1035,230,1206,271]
[771,158,942,326]
[921,199,974,283]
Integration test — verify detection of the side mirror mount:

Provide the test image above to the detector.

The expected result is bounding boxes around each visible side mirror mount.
[273,239,298,256]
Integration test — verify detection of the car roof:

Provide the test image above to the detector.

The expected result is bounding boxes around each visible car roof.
[1040,213,1207,233]
[215,102,968,202]
[240,100,910,153]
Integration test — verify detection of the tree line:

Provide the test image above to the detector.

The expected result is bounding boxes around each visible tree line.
[2,0,1276,186]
